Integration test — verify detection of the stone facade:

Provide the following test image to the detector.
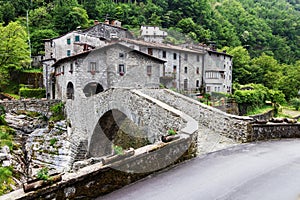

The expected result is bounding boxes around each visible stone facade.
[52,43,164,100]
[120,38,205,91]
[204,50,233,93]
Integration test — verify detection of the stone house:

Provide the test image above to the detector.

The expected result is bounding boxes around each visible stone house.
[119,38,206,91]
[50,43,165,100]
[140,26,168,43]
[204,50,233,94]
[42,21,134,97]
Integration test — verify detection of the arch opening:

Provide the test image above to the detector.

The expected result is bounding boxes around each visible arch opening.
[66,82,74,99]
[83,82,104,97]
[89,109,150,157]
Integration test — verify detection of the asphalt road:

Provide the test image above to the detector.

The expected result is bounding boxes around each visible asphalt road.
[97,139,300,200]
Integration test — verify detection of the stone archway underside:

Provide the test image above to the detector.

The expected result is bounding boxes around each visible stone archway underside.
[88,109,150,157]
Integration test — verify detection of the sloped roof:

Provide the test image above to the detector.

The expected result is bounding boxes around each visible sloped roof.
[52,42,166,68]
[120,38,206,54]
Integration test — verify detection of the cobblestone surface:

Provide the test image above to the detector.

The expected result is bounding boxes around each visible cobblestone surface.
[197,125,238,155]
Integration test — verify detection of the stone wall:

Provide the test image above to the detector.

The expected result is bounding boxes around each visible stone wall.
[2,132,197,200]
[250,109,274,121]
[0,99,61,115]
[250,123,300,140]
[139,89,253,142]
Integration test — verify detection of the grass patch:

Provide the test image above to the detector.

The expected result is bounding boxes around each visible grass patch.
[246,105,273,116]
[15,110,41,118]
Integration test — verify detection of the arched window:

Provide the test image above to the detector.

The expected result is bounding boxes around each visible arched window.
[67,82,74,100]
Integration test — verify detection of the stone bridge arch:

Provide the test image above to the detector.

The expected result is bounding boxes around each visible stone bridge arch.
[88,109,149,157]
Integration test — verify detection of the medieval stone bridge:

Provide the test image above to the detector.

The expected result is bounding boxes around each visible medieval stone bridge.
[65,88,253,163]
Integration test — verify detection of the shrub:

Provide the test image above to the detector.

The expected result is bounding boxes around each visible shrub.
[49,138,58,146]
[19,88,46,99]
[168,128,177,135]
[0,167,13,195]
[290,98,300,111]
[50,102,65,121]
[37,167,49,181]
[113,145,124,155]
[0,115,6,125]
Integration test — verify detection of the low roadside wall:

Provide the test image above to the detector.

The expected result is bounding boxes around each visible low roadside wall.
[2,134,197,200]
[250,123,300,141]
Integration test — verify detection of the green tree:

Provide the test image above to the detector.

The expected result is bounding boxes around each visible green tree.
[0,22,31,89]
[223,46,251,84]
[53,5,89,34]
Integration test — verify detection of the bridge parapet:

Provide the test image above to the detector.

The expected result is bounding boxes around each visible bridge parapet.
[138,89,253,142]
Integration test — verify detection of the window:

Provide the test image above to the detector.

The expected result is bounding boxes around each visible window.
[67,38,71,45]
[119,53,124,58]
[119,64,125,76]
[184,67,188,74]
[62,66,65,74]
[197,55,200,62]
[196,80,200,87]
[196,67,199,74]
[88,62,97,73]
[148,48,153,55]
[184,53,188,61]
[184,79,188,90]
[173,65,177,73]
[206,86,211,92]
[173,53,177,60]
[67,50,71,57]
[75,35,80,42]
[70,63,73,73]
[205,71,220,79]
[162,51,166,58]
[147,65,152,76]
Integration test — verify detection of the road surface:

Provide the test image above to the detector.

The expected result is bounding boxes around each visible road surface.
[97,139,300,200]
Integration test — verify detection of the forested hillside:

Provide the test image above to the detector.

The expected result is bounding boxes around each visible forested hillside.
[0,0,299,99]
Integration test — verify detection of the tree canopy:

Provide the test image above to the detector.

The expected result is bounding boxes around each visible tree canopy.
[0,0,299,99]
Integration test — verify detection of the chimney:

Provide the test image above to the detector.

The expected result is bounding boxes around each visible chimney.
[94,20,99,25]
[105,20,109,24]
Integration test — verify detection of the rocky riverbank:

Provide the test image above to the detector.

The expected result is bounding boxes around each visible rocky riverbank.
[0,109,72,194]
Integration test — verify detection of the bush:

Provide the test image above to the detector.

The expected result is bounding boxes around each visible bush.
[50,102,65,121]
[290,98,300,111]
[0,115,6,126]
[37,167,49,181]
[19,88,45,99]
[0,167,13,195]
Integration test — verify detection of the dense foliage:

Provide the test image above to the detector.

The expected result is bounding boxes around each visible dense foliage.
[19,87,46,99]
[233,83,286,115]
[0,0,299,100]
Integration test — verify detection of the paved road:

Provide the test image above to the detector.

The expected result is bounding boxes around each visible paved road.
[97,139,300,200]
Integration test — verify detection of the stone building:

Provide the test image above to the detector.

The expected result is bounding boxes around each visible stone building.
[42,23,233,97]
[140,26,168,43]
[119,38,206,91]
[42,21,134,97]
[204,50,233,93]
[50,43,165,100]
